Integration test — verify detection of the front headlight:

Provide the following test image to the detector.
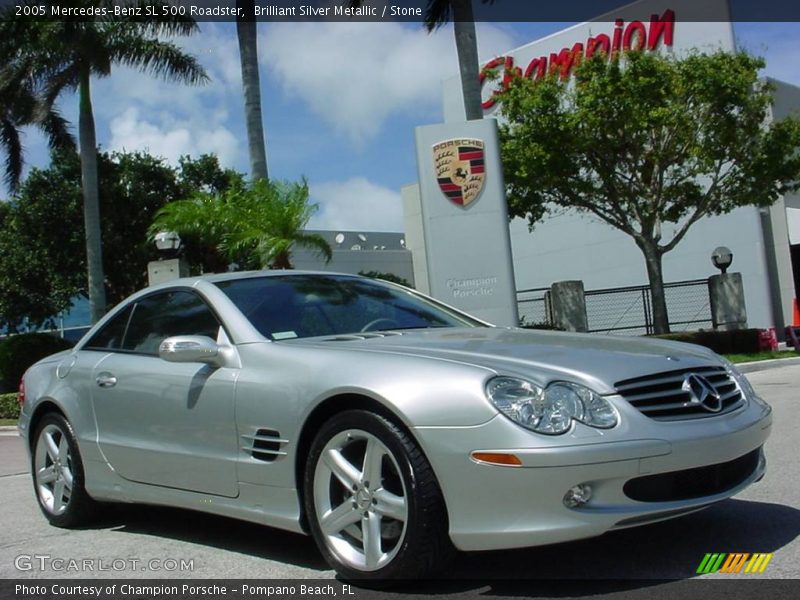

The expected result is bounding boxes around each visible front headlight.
[486,376,618,435]
[720,357,769,409]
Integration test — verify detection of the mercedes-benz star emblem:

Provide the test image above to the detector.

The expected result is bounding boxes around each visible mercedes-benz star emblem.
[682,374,722,413]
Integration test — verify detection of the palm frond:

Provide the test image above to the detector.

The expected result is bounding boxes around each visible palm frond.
[38,109,76,153]
[293,232,333,263]
[41,64,81,108]
[118,1,201,37]
[0,118,24,193]
[424,0,452,32]
[110,36,209,85]
[424,0,497,32]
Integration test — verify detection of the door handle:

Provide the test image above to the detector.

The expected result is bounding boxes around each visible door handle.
[96,373,117,388]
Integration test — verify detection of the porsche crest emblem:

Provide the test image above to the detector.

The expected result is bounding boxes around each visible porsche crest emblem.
[432,138,486,208]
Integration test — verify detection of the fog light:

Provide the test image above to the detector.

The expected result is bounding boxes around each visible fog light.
[563,484,593,508]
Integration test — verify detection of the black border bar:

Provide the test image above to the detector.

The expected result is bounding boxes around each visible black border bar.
[3,0,800,23]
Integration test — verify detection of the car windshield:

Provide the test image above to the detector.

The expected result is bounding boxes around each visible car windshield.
[214,274,482,340]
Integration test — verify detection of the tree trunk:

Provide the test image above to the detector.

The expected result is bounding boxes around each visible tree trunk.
[639,240,670,334]
[270,251,292,270]
[78,70,106,324]
[451,0,483,121]
[236,5,269,182]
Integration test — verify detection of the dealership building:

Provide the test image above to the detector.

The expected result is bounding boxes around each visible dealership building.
[400,0,800,334]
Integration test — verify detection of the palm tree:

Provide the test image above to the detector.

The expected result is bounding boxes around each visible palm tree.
[424,0,488,121]
[0,3,208,323]
[150,179,332,270]
[236,0,269,181]
[0,62,75,193]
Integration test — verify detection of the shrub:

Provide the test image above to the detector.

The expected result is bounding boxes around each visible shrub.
[652,329,761,355]
[0,393,20,419]
[520,320,565,331]
[0,333,73,390]
[359,271,413,288]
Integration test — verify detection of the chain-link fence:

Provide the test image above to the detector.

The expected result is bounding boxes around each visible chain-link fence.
[517,287,551,327]
[517,279,712,335]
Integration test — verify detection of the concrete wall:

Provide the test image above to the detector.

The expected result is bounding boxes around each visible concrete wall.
[291,230,415,285]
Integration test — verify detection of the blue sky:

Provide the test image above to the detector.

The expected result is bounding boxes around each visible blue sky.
[4,21,799,233]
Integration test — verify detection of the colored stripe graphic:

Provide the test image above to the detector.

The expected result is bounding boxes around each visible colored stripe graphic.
[696,553,773,574]
[697,553,726,574]
[720,553,749,573]
[745,553,773,573]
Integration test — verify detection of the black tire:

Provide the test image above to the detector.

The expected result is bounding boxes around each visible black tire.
[304,409,454,581]
[31,413,97,528]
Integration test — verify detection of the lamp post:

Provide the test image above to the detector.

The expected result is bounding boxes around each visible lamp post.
[711,246,733,274]
[147,231,189,285]
[708,245,747,331]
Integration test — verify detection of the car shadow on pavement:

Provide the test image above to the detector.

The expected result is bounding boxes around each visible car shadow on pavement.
[83,503,329,572]
[445,499,798,581]
[75,497,798,589]
[387,499,799,595]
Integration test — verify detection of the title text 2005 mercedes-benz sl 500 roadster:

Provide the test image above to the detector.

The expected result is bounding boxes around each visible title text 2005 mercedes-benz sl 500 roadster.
[18,272,771,579]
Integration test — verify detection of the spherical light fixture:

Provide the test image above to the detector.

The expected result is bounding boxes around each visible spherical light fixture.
[711,246,733,274]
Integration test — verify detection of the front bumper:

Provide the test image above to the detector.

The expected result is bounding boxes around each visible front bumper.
[413,398,772,552]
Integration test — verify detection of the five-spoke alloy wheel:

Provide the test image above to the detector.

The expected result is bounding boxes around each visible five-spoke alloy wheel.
[305,410,452,580]
[32,413,95,527]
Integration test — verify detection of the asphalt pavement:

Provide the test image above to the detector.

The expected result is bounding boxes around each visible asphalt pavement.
[0,363,798,584]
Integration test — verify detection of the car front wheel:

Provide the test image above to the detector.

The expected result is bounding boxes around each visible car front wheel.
[32,413,96,528]
[304,409,453,580]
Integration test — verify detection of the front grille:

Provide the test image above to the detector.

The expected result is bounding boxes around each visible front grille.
[615,365,744,421]
[623,448,761,502]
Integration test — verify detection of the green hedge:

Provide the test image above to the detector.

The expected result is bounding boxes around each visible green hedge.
[652,329,761,355]
[0,333,73,391]
[0,392,20,419]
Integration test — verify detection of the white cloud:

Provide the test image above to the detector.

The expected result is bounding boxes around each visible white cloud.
[108,107,239,166]
[87,23,244,170]
[261,21,514,144]
[735,24,800,86]
[309,177,404,232]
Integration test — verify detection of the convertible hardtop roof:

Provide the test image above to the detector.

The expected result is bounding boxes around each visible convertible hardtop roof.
[195,270,365,284]
[142,270,370,291]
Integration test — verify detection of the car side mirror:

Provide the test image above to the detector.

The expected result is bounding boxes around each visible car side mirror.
[158,336,225,367]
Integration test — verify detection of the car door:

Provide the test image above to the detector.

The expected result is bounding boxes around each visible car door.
[88,289,239,498]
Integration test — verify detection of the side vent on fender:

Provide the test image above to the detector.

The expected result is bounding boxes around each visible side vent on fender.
[242,429,288,462]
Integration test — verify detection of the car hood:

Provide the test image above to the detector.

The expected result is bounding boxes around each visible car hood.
[291,327,720,395]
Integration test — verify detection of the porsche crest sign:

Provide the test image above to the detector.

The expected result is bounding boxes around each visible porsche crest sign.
[432,138,486,208]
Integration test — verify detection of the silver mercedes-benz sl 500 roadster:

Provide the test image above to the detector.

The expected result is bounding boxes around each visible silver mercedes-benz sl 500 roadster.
[18,271,771,579]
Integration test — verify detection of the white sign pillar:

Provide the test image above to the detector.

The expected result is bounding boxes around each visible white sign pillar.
[414,118,518,326]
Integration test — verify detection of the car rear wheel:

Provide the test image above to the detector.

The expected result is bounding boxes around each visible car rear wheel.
[304,410,453,580]
[32,413,96,527]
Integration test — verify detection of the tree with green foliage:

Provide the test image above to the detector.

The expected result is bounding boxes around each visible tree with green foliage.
[0,2,208,323]
[359,271,413,288]
[0,333,73,391]
[150,179,332,270]
[498,50,800,334]
[0,151,240,332]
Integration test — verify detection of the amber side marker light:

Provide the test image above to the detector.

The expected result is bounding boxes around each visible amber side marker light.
[470,452,523,467]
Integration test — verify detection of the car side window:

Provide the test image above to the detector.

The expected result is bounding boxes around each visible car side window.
[121,291,221,355]
[83,305,134,350]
